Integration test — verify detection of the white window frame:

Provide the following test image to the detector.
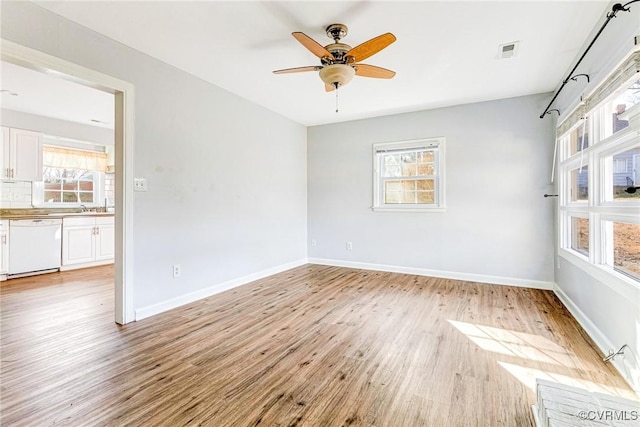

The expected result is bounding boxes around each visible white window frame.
[557,60,640,295]
[563,212,590,261]
[372,137,446,212]
[31,141,107,208]
[32,170,105,208]
[612,157,628,173]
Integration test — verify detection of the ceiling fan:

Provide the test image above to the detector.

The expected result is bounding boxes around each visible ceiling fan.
[273,24,396,92]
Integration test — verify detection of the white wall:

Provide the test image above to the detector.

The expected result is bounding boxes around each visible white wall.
[1,1,308,316]
[550,1,640,392]
[1,109,114,147]
[308,94,555,287]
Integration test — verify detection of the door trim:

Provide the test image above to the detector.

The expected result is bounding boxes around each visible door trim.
[1,39,135,324]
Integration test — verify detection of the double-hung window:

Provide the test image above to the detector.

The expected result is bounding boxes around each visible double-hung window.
[32,144,108,207]
[557,51,640,285]
[373,138,445,211]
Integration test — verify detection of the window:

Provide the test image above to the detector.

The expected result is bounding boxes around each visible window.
[569,116,590,155]
[33,144,108,207]
[607,221,640,281]
[608,147,639,201]
[43,168,95,203]
[373,138,445,211]
[569,216,589,257]
[569,166,589,202]
[558,57,640,287]
[612,157,628,173]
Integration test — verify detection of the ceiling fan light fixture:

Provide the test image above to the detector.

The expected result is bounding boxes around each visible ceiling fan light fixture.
[319,63,355,88]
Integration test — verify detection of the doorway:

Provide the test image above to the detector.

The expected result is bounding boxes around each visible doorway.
[1,39,134,324]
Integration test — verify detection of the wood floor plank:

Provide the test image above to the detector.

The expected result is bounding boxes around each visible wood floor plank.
[1,264,636,426]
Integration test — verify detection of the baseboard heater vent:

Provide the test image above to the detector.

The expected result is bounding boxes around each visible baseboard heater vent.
[532,379,639,426]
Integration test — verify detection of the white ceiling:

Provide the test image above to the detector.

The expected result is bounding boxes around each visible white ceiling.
[1,60,115,128]
[13,1,611,127]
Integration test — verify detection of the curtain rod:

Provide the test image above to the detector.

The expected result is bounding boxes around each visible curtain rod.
[540,0,640,119]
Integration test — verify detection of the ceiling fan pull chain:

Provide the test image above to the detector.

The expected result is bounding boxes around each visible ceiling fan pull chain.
[335,85,339,113]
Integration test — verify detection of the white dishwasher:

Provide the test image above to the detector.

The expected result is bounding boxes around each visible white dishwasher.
[9,218,62,276]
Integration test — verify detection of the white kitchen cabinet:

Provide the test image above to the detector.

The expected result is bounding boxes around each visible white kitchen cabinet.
[62,217,95,265]
[1,127,43,181]
[0,220,8,279]
[0,128,7,178]
[95,217,115,260]
[62,216,115,268]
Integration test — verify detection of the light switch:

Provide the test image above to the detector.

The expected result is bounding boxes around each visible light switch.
[134,178,148,192]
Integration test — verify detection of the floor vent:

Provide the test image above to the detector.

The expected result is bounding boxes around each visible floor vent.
[533,379,639,426]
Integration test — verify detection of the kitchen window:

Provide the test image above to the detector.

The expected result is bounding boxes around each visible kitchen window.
[42,167,97,203]
[372,138,445,212]
[32,144,108,207]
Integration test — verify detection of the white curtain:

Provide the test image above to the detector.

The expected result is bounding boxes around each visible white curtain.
[43,145,108,172]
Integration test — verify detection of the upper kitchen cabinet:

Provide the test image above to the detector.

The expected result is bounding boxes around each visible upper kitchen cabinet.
[1,127,43,181]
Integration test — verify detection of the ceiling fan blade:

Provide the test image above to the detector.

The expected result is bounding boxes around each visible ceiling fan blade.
[355,64,396,79]
[346,33,396,62]
[273,66,322,74]
[292,32,335,60]
[325,83,335,92]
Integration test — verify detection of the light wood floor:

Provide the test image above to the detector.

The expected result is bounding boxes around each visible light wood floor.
[0,264,635,426]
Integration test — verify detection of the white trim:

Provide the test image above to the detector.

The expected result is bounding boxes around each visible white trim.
[371,207,447,213]
[60,259,114,271]
[553,284,640,393]
[558,248,640,302]
[307,258,555,290]
[372,137,446,211]
[373,138,442,152]
[135,258,308,321]
[1,39,136,324]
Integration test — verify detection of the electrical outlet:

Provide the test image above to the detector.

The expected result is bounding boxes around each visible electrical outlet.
[173,264,181,278]
[134,178,148,192]
[346,241,353,251]
[311,239,317,247]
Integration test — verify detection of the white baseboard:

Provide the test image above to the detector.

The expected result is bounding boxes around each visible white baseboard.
[553,284,640,394]
[135,258,308,321]
[307,257,555,290]
[60,259,114,271]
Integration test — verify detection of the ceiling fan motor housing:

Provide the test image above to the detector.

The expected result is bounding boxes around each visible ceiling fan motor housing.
[319,64,355,87]
[324,43,352,62]
[326,23,348,41]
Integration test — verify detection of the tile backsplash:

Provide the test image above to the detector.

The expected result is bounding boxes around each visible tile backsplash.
[0,181,33,208]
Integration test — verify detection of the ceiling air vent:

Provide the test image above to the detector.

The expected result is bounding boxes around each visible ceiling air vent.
[498,41,519,59]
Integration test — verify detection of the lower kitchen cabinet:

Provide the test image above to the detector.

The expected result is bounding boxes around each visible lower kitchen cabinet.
[0,220,8,279]
[62,216,114,269]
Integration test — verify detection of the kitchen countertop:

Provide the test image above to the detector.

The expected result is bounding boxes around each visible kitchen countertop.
[0,212,115,220]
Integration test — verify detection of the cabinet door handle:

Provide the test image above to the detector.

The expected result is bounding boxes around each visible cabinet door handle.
[4,168,8,178]
[10,168,14,179]
[96,227,100,235]
[1,235,6,244]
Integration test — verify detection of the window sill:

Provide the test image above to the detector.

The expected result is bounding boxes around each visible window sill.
[558,248,639,302]
[372,206,446,213]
